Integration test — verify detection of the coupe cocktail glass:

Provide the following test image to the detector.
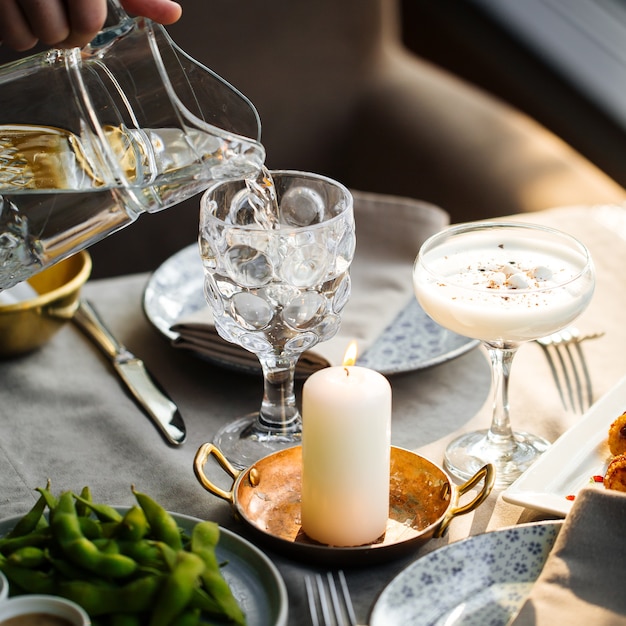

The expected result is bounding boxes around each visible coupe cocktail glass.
[413,222,595,487]
[199,170,355,469]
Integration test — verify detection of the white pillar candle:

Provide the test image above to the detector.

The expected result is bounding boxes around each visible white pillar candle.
[301,364,391,546]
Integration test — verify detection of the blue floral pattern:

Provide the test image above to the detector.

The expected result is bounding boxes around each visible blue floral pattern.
[143,244,478,375]
[370,521,562,626]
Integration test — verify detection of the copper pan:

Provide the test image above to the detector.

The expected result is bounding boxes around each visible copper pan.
[194,444,494,566]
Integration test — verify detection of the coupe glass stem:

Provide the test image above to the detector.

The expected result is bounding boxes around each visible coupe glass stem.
[485,345,518,453]
[257,353,301,434]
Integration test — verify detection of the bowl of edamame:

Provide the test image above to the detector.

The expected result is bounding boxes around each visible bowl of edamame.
[0,484,288,626]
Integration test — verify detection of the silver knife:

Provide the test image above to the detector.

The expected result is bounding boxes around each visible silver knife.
[73,299,186,446]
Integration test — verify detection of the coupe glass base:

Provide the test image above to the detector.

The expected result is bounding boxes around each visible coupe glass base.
[213,412,302,470]
[444,429,551,488]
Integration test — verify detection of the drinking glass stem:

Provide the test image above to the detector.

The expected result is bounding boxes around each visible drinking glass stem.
[257,353,301,434]
[485,345,518,453]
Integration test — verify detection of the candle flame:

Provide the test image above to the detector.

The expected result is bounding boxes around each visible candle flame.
[342,341,358,367]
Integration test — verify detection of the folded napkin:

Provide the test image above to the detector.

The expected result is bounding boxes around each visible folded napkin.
[510,487,626,625]
[171,190,449,374]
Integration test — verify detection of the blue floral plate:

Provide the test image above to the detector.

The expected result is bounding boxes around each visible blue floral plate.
[369,521,562,626]
[143,244,477,376]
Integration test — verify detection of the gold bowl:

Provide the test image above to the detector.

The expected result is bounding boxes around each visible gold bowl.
[194,444,494,565]
[0,251,92,357]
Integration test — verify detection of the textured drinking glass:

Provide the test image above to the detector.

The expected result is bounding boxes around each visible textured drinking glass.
[200,170,355,468]
[413,222,595,487]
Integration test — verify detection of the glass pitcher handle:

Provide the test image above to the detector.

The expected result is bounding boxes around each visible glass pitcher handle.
[87,0,135,49]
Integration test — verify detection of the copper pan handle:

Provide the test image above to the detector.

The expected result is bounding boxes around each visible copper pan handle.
[435,463,495,537]
[193,443,241,504]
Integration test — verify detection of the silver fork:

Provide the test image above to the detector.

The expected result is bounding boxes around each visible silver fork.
[305,571,358,626]
[535,326,604,414]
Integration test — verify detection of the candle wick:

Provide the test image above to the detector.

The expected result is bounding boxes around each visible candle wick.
[344,367,350,376]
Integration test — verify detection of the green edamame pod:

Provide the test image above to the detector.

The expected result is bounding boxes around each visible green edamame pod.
[48,554,98,583]
[7,546,46,569]
[99,522,122,539]
[0,527,51,555]
[188,587,225,615]
[74,486,92,517]
[149,550,205,626]
[191,522,246,625]
[57,580,117,616]
[116,540,164,570]
[191,520,220,550]
[72,493,123,523]
[155,541,178,571]
[64,536,136,579]
[35,485,58,519]
[58,575,164,616]
[92,538,121,555]
[52,492,137,579]
[109,613,143,626]
[132,487,182,551]
[170,608,201,626]
[6,486,49,538]
[115,506,148,542]
[0,554,56,594]
[198,567,246,625]
[78,516,104,540]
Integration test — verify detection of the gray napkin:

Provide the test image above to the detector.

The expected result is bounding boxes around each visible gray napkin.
[171,190,449,373]
[510,487,626,625]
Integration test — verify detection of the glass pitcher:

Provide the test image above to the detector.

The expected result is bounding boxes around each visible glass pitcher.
[0,0,265,290]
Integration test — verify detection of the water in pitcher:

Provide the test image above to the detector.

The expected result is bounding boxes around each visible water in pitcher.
[0,123,262,289]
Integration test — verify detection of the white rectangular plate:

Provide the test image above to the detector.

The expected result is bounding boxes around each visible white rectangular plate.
[502,374,626,516]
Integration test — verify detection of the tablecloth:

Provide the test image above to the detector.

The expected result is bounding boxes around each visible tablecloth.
[1,203,625,624]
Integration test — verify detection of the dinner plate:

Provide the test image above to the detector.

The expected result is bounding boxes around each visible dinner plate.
[142,243,478,376]
[0,509,288,626]
[502,373,626,516]
[369,521,562,626]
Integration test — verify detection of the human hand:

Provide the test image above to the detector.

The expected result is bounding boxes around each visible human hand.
[0,0,182,51]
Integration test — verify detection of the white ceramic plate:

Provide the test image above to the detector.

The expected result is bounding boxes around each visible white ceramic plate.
[502,374,626,516]
[142,244,478,376]
[0,509,288,626]
[370,521,562,626]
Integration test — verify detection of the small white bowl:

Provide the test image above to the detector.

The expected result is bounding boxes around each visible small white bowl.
[0,570,8,603]
[0,594,90,625]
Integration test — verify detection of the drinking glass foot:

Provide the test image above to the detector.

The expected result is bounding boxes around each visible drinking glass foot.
[212,413,302,470]
[444,429,551,489]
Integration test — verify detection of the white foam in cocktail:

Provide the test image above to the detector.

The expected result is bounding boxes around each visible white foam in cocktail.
[414,230,593,345]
